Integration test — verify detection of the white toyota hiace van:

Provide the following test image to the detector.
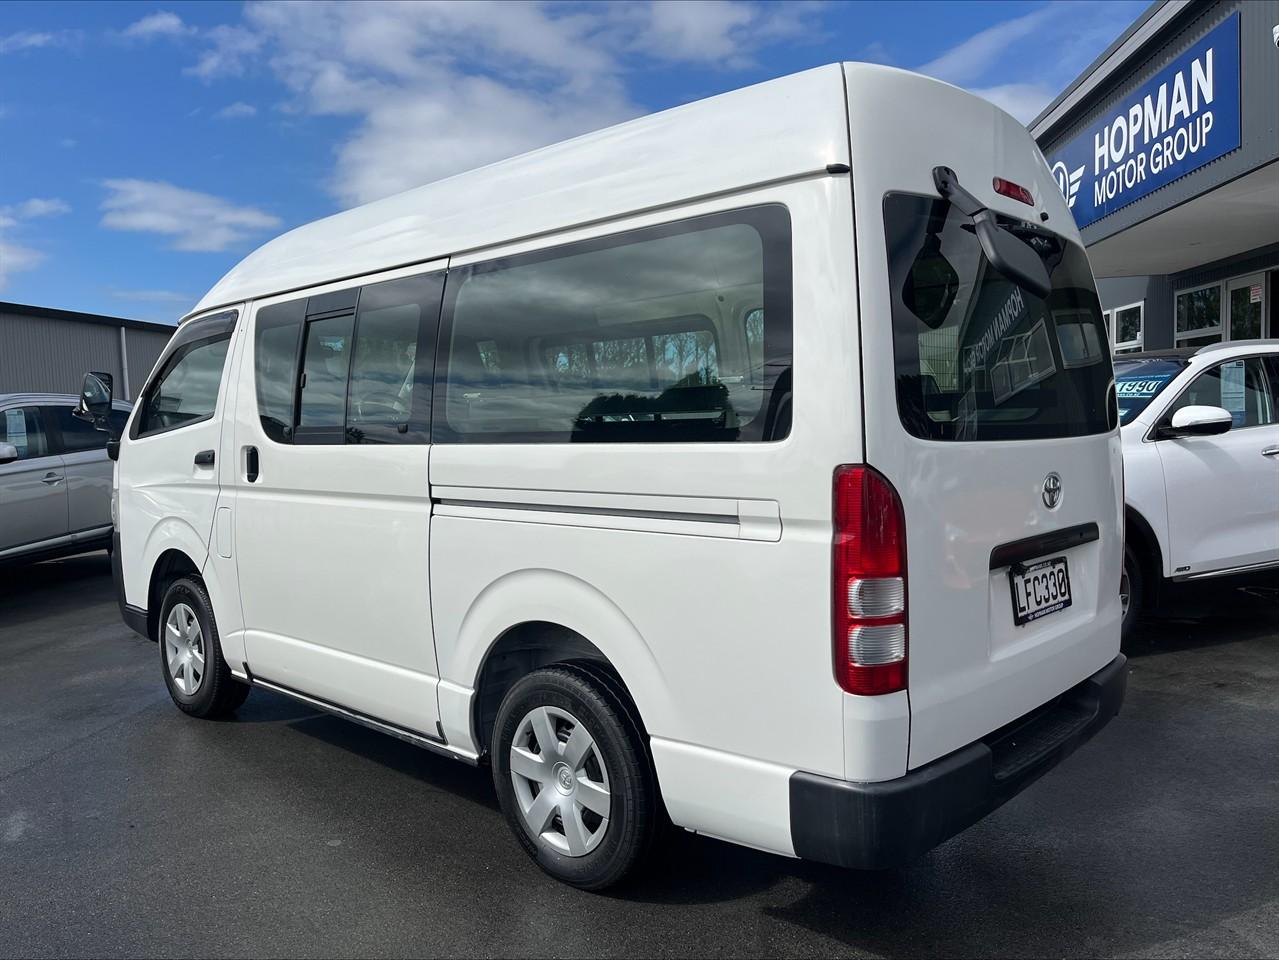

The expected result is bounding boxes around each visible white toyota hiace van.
[86,63,1126,889]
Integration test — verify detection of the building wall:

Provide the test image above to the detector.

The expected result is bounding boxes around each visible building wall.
[1097,275,1175,349]
[0,307,173,401]
[1037,0,1279,248]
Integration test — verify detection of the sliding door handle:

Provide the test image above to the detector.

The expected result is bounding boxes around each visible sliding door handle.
[244,446,259,483]
[194,450,215,467]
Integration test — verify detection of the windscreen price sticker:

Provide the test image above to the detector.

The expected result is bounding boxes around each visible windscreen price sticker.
[1251,284,1262,304]
[1117,377,1172,398]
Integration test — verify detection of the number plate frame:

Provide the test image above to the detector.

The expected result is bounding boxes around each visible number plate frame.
[1009,556,1072,626]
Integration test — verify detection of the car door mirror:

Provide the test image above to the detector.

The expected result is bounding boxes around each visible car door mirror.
[74,371,116,435]
[1160,405,1233,438]
[0,442,18,465]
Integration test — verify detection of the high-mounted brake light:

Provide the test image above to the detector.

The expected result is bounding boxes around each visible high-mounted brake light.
[833,466,907,696]
[993,177,1035,207]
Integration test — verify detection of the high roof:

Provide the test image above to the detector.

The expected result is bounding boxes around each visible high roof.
[190,63,854,318]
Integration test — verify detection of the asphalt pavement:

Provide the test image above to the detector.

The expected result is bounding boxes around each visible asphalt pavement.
[2,553,1277,958]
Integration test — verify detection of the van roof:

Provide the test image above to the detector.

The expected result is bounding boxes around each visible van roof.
[190,63,898,319]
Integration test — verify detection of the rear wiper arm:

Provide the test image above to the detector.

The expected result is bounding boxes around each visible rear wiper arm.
[933,166,1051,300]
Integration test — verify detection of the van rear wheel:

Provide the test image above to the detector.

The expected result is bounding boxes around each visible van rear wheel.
[158,577,250,719]
[492,665,657,890]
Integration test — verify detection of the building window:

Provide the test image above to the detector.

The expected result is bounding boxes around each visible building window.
[1111,301,1143,354]
[1175,284,1223,347]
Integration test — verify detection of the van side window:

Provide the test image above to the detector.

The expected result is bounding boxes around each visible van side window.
[135,335,231,437]
[344,272,442,444]
[252,271,443,445]
[297,314,355,440]
[436,205,792,443]
[255,299,305,443]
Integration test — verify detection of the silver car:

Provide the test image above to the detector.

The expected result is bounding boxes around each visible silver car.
[0,393,132,563]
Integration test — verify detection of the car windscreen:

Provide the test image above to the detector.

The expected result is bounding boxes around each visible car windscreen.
[1112,358,1187,425]
[884,192,1116,441]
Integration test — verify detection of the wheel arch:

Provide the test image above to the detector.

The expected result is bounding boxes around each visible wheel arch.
[442,568,672,759]
[146,547,203,642]
[1125,503,1164,597]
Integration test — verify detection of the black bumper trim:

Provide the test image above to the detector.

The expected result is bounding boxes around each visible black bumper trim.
[790,653,1127,870]
[113,530,149,640]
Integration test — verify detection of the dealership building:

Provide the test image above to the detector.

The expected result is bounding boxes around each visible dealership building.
[1032,0,1279,353]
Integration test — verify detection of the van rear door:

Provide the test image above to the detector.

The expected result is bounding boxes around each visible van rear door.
[844,64,1123,770]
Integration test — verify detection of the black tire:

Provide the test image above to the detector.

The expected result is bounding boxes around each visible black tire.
[492,664,658,890]
[1121,545,1144,642]
[158,577,250,719]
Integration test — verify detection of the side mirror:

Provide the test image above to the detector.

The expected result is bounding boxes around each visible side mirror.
[74,371,115,435]
[0,442,18,465]
[1160,405,1233,438]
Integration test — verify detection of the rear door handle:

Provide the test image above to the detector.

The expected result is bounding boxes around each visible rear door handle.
[194,450,215,467]
[41,472,63,485]
[1263,446,1279,458]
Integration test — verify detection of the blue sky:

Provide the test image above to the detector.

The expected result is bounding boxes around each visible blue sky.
[0,0,1146,323]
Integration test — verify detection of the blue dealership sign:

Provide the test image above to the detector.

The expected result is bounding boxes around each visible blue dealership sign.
[1047,13,1240,229]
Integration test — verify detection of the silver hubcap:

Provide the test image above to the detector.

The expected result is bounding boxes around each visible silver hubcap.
[1120,565,1132,618]
[510,706,611,858]
[165,602,205,696]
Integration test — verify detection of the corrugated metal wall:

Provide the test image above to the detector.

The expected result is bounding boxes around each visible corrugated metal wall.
[0,308,173,400]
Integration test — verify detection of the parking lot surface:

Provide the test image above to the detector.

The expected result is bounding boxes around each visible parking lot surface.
[2,554,1277,959]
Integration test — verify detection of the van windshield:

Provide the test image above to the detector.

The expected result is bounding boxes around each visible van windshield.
[1112,357,1187,425]
[884,192,1116,441]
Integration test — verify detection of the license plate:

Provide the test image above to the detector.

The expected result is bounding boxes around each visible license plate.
[1009,556,1072,625]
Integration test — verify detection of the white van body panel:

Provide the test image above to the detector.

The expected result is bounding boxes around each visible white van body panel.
[232,264,448,738]
[189,65,851,317]
[428,179,873,821]
[843,64,1123,770]
[117,313,238,614]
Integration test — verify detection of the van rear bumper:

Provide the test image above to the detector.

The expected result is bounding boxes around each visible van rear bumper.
[789,653,1126,869]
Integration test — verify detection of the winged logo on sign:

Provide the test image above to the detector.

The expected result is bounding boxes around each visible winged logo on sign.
[1050,161,1085,209]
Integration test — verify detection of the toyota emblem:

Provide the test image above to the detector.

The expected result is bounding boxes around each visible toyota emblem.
[1042,472,1063,509]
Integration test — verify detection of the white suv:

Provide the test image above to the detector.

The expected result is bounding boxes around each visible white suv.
[1116,340,1279,637]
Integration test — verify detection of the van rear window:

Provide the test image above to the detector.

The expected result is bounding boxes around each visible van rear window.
[884,193,1115,441]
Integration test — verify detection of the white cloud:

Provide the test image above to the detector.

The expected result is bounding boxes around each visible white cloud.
[917,7,1055,87]
[0,30,77,54]
[123,11,193,41]
[110,288,192,303]
[916,1,1148,125]
[0,197,69,288]
[100,179,281,252]
[969,82,1059,125]
[215,101,257,119]
[185,25,263,81]
[4,197,70,219]
[0,239,43,290]
[188,0,824,206]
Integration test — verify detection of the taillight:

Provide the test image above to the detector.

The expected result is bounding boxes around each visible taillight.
[833,466,907,695]
[993,177,1034,206]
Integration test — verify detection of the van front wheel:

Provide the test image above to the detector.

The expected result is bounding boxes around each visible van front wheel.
[492,665,657,890]
[158,577,250,719]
